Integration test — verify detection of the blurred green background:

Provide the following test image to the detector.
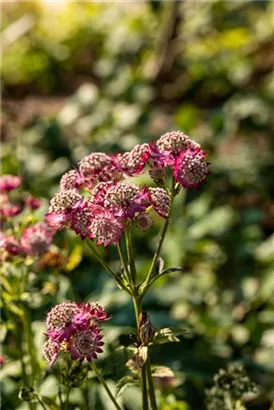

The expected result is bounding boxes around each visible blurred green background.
[1,1,274,409]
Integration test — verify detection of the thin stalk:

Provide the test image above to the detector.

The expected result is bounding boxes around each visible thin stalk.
[65,387,71,410]
[117,240,133,289]
[141,366,149,410]
[21,303,40,384]
[36,397,49,410]
[145,355,158,410]
[132,296,149,410]
[85,240,130,294]
[89,362,122,410]
[141,216,170,296]
[125,230,137,286]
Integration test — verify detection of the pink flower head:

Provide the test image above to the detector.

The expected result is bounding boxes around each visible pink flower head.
[69,326,104,362]
[173,147,210,189]
[46,190,83,230]
[70,200,95,239]
[149,188,171,218]
[25,195,42,210]
[46,302,81,343]
[103,182,150,219]
[91,181,113,204]
[113,143,151,176]
[21,222,55,256]
[2,236,24,255]
[0,175,22,192]
[156,131,198,155]
[136,212,153,231]
[0,193,22,218]
[78,152,121,189]
[60,170,83,191]
[89,209,124,247]
[43,339,60,367]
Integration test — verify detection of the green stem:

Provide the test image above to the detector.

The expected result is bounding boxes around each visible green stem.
[65,386,71,410]
[132,297,149,410]
[141,216,170,296]
[117,240,132,289]
[90,362,122,410]
[86,240,130,294]
[36,397,49,410]
[145,355,158,410]
[21,303,40,384]
[125,230,137,287]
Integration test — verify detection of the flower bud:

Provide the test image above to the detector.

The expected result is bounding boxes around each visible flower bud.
[139,311,155,345]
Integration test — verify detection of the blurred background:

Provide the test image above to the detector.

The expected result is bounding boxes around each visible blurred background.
[1,1,274,409]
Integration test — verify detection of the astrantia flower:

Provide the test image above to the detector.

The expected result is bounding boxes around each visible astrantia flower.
[2,236,24,255]
[103,182,150,219]
[21,222,54,256]
[46,190,83,230]
[79,152,120,189]
[91,181,113,204]
[173,147,210,188]
[44,301,108,366]
[136,213,153,231]
[46,302,81,342]
[114,143,151,176]
[157,131,197,154]
[0,175,22,192]
[60,170,83,191]
[43,339,60,367]
[89,209,124,247]
[0,193,22,218]
[70,200,95,239]
[25,195,42,210]
[69,326,104,362]
[149,188,171,218]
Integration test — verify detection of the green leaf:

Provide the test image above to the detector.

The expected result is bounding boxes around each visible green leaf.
[99,345,137,378]
[153,327,187,344]
[40,396,60,410]
[116,375,139,397]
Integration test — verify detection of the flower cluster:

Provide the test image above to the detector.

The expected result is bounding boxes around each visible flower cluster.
[46,131,210,247]
[0,175,55,260]
[43,302,109,367]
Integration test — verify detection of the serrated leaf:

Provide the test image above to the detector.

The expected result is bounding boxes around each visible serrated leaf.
[65,244,83,271]
[116,375,139,397]
[153,327,186,344]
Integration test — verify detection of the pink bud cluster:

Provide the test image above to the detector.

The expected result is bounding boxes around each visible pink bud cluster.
[0,175,54,259]
[46,131,210,246]
[43,302,109,366]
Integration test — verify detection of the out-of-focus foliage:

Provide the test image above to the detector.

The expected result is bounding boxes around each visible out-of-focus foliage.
[1,1,274,409]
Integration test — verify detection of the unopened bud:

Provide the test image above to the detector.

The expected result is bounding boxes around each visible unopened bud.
[139,311,155,345]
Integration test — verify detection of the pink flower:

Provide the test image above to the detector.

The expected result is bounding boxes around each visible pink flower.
[113,143,151,176]
[173,147,210,188]
[70,200,95,239]
[88,209,124,247]
[0,175,21,192]
[148,188,171,218]
[25,195,42,210]
[46,190,83,230]
[46,302,81,343]
[21,222,55,256]
[103,182,150,219]
[44,301,109,366]
[60,170,83,191]
[0,194,22,218]
[69,326,104,362]
[2,236,24,255]
[43,339,60,368]
[78,152,121,189]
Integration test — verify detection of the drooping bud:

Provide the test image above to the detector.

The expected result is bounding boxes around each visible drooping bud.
[139,311,155,345]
